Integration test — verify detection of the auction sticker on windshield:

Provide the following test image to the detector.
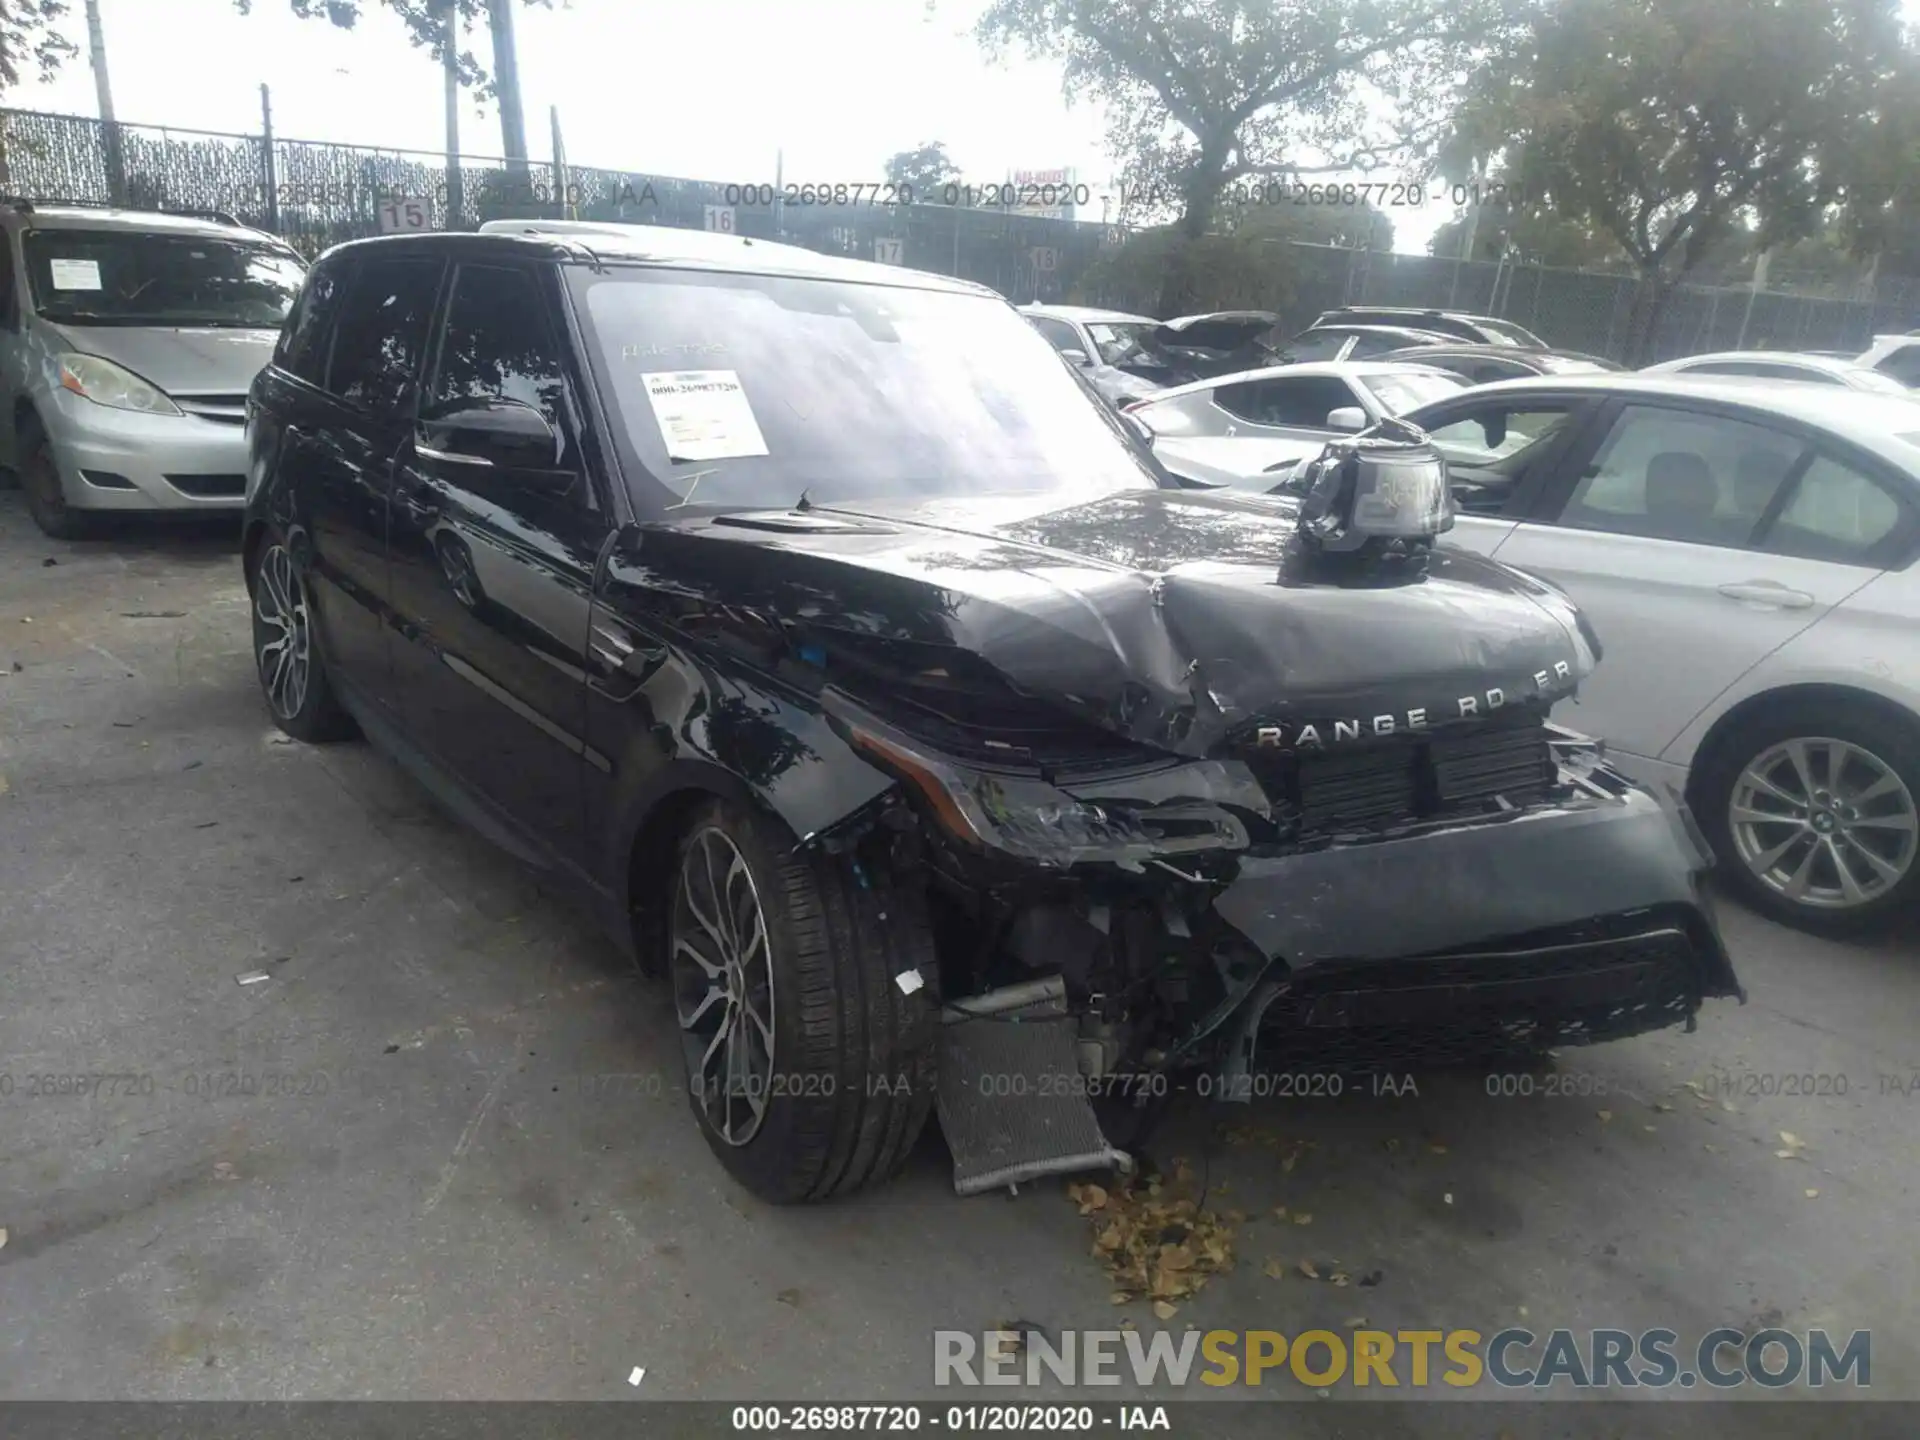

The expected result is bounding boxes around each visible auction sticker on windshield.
[48,258,102,290]
[642,369,769,462]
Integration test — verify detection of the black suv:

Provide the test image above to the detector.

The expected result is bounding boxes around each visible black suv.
[244,225,1738,1203]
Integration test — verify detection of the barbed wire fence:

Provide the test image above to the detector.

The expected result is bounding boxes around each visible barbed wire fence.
[6,104,1920,362]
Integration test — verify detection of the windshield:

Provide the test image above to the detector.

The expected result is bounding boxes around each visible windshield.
[1473,317,1546,347]
[577,267,1161,510]
[1085,320,1164,368]
[1361,371,1467,414]
[24,230,305,328]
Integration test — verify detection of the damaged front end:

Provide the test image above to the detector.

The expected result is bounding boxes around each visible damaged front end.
[780,430,1738,1194]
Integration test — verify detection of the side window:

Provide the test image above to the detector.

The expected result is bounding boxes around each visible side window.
[276,260,340,384]
[0,233,15,328]
[1558,405,1808,546]
[1468,361,1523,385]
[1027,316,1081,354]
[427,263,578,471]
[1425,404,1574,467]
[1215,375,1356,427]
[1761,453,1905,565]
[325,255,443,416]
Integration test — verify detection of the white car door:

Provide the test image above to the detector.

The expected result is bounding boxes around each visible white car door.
[1485,400,1888,765]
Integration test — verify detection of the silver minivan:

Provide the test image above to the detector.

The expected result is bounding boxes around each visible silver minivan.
[0,200,306,537]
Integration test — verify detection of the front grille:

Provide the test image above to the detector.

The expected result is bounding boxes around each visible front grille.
[1254,718,1553,837]
[166,473,246,497]
[176,394,248,425]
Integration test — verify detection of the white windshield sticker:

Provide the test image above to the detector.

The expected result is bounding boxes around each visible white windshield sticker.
[641,370,768,462]
[49,258,103,291]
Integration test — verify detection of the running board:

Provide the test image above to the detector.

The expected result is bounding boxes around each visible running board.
[935,977,1130,1197]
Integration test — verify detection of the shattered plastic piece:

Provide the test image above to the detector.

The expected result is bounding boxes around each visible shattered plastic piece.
[1805,1189,1820,1199]
[235,971,272,986]
[0,1226,7,1250]
[893,967,925,996]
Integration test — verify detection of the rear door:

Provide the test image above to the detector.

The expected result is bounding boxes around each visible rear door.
[1486,399,1910,764]
[288,252,444,710]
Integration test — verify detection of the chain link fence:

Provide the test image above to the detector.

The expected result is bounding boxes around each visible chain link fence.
[7,105,1920,362]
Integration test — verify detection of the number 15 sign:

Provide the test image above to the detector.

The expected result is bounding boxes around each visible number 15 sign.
[377,197,430,233]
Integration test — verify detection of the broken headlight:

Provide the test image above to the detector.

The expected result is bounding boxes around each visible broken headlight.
[1295,418,1454,554]
[825,692,1269,870]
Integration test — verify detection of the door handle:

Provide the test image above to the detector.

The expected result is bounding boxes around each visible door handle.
[1717,580,1814,609]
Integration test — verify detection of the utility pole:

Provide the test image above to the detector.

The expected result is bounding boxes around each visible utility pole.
[84,0,127,204]
[259,84,278,231]
[549,105,569,218]
[440,0,462,226]
[487,0,530,179]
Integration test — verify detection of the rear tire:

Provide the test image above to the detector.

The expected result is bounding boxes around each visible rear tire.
[247,531,356,743]
[667,799,940,1203]
[18,419,86,540]
[1695,698,1920,936]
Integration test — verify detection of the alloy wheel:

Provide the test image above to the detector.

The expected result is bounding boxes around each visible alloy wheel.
[670,826,777,1146]
[254,544,312,721]
[1728,736,1919,910]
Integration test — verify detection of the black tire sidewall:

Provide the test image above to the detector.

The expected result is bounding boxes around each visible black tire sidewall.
[1698,700,1920,933]
[671,802,848,1200]
[19,424,80,539]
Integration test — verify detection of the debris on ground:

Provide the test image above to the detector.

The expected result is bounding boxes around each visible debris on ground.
[1070,1172,1238,1313]
[1776,1131,1807,1161]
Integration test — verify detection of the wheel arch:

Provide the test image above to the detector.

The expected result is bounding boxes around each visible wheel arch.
[1684,682,1920,807]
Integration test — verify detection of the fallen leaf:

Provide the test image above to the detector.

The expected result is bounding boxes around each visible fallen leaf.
[1110,1291,1132,1305]
[1344,1316,1368,1328]
[1273,1206,1289,1222]
[1119,1319,1137,1332]
[1297,1259,1320,1280]
[1652,1101,1674,1113]
[1383,1138,1402,1153]
[1264,1258,1287,1280]
[1443,1192,1454,1205]
[0,1226,7,1250]
[1331,1272,1351,1287]
[1428,1143,1448,1155]
[1292,1212,1313,1226]
[1597,1109,1613,1123]
[1779,1131,1803,1150]
[1518,1306,1529,1318]
[1074,1183,1110,1214]
[1153,1301,1178,1320]
[1805,1189,1820,1199]
[1643,1125,1657,1133]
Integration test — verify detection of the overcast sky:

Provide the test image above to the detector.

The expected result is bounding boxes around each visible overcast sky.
[5,0,1448,253]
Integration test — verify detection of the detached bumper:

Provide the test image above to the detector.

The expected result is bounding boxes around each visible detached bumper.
[1210,790,1740,1060]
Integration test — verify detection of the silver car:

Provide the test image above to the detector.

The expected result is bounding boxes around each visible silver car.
[0,200,306,537]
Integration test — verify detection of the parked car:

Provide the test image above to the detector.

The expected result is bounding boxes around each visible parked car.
[1020,303,1178,408]
[1398,374,1920,933]
[1856,334,1920,387]
[1127,361,1469,489]
[0,197,307,537]
[1313,306,1549,349]
[1279,323,1458,362]
[1378,344,1621,384]
[245,224,1735,1202]
[1643,350,1913,395]
[1149,310,1289,376]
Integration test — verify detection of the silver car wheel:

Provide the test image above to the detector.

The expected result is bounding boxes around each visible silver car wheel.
[1729,736,1919,910]
[670,826,777,1147]
[254,544,311,721]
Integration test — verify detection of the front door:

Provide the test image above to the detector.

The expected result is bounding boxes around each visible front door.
[386,261,610,866]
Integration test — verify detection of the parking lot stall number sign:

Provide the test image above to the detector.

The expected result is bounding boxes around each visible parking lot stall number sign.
[704,205,736,233]
[641,370,769,463]
[874,237,904,265]
[377,197,431,233]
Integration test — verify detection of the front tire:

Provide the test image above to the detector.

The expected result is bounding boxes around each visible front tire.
[248,533,355,743]
[667,799,939,1203]
[1696,699,1920,935]
[18,419,86,540]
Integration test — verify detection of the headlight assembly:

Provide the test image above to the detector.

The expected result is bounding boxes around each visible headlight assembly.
[58,353,182,416]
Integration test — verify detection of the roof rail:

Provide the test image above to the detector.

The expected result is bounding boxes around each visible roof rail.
[0,195,248,227]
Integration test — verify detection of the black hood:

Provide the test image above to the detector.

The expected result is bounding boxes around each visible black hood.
[625,487,1599,760]
[1152,311,1283,353]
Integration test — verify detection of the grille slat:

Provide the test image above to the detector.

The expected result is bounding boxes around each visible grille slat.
[1259,719,1554,837]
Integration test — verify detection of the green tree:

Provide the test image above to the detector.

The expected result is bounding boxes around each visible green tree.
[232,0,551,93]
[883,141,960,198]
[0,0,77,93]
[976,0,1526,315]
[1428,205,1626,271]
[1448,0,1900,361]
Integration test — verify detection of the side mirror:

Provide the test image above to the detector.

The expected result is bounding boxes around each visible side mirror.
[1060,347,1094,367]
[418,397,561,471]
[1325,406,1368,432]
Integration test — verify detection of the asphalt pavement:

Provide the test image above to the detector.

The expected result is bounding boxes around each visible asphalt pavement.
[1,488,1914,1433]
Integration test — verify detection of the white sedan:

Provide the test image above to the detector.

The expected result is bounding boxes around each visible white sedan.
[1401,374,1920,935]
[1125,361,1468,491]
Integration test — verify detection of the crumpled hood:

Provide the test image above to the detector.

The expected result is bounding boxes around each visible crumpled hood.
[629,486,1600,759]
